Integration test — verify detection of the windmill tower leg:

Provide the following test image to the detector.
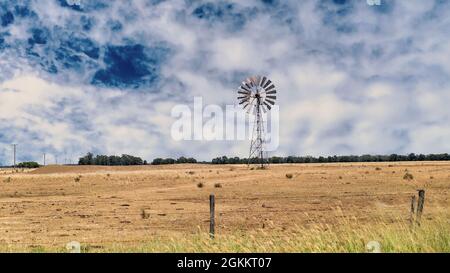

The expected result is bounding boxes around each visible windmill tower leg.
[256,97,264,168]
[249,97,266,169]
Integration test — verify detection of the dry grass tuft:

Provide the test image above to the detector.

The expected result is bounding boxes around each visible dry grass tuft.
[141,209,150,219]
[403,173,414,181]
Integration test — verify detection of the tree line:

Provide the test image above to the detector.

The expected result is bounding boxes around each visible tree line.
[151,157,197,165]
[77,153,450,166]
[211,153,450,164]
[17,162,40,168]
[78,153,146,166]
[77,153,197,166]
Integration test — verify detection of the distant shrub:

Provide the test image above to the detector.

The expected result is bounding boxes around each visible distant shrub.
[152,157,197,165]
[17,162,39,168]
[79,152,144,166]
[141,209,150,219]
[197,182,204,188]
[375,167,382,171]
[74,175,82,182]
[403,173,414,181]
[286,173,293,179]
[214,183,222,188]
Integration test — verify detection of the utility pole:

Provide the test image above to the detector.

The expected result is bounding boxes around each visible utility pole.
[43,153,46,166]
[12,144,17,169]
[55,155,58,165]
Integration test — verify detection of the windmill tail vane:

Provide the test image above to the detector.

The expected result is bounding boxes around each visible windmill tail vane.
[237,75,277,168]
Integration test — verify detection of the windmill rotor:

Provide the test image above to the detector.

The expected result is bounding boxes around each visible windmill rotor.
[237,75,277,168]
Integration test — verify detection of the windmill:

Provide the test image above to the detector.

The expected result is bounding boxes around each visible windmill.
[237,76,277,168]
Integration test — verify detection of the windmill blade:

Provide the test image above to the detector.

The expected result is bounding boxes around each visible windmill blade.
[240,85,251,93]
[263,101,272,110]
[266,99,275,105]
[259,89,276,95]
[266,95,276,100]
[238,95,250,100]
[238,88,250,94]
[245,103,254,114]
[246,98,256,110]
[251,76,260,86]
[259,76,267,88]
[265,84,275,91]
[263,79,272,89]
[239,99,250,106]
[245,82,252,89]
[261,104,267,113]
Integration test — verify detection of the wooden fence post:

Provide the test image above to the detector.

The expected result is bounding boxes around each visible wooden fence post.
[210,194,215,239]
[416,190,425,226]
[409,195,416,227]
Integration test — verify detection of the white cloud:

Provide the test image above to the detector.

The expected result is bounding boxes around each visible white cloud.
[1,0,450,164]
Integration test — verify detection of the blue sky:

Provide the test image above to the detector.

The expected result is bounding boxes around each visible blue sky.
[0,0,449,164]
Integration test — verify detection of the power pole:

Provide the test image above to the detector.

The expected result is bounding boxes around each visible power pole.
[43,153,46,166]
[12,144,17,169]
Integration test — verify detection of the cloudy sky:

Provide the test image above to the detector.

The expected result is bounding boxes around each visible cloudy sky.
[0,0,449,164]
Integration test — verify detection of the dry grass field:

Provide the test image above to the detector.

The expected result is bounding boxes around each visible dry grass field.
[0,162,449,252]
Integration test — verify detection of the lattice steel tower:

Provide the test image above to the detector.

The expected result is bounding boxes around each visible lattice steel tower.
[237,76,276,168]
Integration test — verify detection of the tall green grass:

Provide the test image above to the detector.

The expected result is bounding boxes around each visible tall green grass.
[114,217,449,253]
[1,216,448,253]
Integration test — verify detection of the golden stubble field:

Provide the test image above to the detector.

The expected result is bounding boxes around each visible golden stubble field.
[0,162,449,250]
